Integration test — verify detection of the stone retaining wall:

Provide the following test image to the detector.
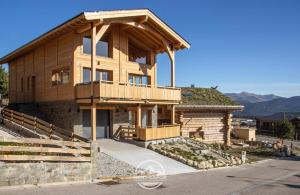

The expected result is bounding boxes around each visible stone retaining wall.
[0,142,101,187]
[0,162,91,186]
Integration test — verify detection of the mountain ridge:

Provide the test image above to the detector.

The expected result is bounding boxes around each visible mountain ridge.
[224,92,300,116]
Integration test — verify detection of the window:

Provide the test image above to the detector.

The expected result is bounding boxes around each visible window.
[83,35,112,58]
[128,74,149,86]
[96,70,111,81]
[128,40,150,65]
[83,68,91,83]
[52,69,70,86]
[83,68,112,83]
[61,69,70,84]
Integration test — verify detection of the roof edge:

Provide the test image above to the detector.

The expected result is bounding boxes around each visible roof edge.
[176,105,244,111]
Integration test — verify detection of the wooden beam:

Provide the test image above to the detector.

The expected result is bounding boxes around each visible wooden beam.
[95,24,110,43]
[171,105,175,125]
[76,19,103,34]
[137,104,141,128]
[91,104,96,141]
[162,41,175,87]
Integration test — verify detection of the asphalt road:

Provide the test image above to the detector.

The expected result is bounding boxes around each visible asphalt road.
[0,157,299,195]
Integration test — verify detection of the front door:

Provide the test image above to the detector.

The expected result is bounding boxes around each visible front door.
[82,110,110,139]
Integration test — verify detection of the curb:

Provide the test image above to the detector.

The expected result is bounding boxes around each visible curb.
[98,173,156,183]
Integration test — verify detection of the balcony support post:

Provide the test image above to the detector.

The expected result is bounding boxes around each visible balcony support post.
[91,104,97,141]
[137,104,142,128]
[171,105,175,125]
[163,41,175,88]
[91,22,97,102]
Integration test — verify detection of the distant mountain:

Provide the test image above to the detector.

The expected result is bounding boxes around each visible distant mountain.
[225,92,281,104]
[233,96,300,117]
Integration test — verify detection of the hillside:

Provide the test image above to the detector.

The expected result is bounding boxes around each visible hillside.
[234,96,300,116]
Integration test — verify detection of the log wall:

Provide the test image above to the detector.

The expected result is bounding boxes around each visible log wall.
[177,111,227,144]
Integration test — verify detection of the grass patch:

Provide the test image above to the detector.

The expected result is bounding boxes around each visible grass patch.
[224,147,274,162]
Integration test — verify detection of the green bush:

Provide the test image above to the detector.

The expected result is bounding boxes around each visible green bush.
[274,119,295,140]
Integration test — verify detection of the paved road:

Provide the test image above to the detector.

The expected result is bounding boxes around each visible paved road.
[98,139,197,175]
[256,135,300,148]
[1,157,299,195]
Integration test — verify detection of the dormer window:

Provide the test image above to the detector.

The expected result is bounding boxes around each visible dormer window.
[83,34,112,58]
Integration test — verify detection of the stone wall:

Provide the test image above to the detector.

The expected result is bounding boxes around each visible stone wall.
[8,101,82,135]
[0,142,101,187]
[112,109,129,135]
[37,101,82,134]
[0,162,91,186]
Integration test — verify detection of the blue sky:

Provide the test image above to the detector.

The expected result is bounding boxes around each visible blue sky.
[0,0,299,97]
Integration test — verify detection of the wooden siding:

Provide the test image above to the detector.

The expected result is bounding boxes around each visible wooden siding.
[8,32,75,103]
[178,112,227,143]
[8,24,171,103]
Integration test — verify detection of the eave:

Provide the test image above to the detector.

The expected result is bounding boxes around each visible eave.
[0,9,190,64]
[175,105,244,112]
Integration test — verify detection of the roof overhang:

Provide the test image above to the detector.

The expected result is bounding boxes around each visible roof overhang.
[0,9,190,64]
[175,105,244,112]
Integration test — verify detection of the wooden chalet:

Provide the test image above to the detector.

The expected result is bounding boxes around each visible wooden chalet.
[0,9,189,141]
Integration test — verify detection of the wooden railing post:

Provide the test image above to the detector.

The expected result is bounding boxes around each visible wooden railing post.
[21,113,24,126]
[33,117,37,133]
[10,110,13,121]
[49,124,53,139]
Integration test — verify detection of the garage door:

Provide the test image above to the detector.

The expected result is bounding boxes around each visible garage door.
[82,110,110,139]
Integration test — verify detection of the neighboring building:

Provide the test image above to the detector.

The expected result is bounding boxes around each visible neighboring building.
[175,87,243,144]
[0,9,190,141]
[256,112,300,140]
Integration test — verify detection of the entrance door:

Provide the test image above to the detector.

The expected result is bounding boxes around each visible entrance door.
[82,110,110,139]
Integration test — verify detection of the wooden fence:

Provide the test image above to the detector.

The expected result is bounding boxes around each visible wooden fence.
[0,137,91,162]
[1,108,89,142]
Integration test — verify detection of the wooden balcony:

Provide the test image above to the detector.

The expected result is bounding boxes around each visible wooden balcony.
[75,81,181,104]
[137,125,181,141]
[120,125,181,141]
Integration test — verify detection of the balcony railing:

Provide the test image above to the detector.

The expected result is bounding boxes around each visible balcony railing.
[137,125,181,141]
[75,81,181,102]
[119,125,181,141]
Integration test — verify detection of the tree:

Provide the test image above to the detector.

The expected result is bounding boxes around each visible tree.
[0,66,8,97]
[274,119,295,142]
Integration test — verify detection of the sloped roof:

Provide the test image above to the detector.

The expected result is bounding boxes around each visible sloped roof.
[0,9,190,64]
[177,87,243,111]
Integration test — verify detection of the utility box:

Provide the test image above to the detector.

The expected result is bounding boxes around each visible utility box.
[234,127,256,141]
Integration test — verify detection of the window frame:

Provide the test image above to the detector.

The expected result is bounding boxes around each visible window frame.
[82,67,113,83]
[82,32,113,58]
[52,68,70,86]
[128,74,150,86]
